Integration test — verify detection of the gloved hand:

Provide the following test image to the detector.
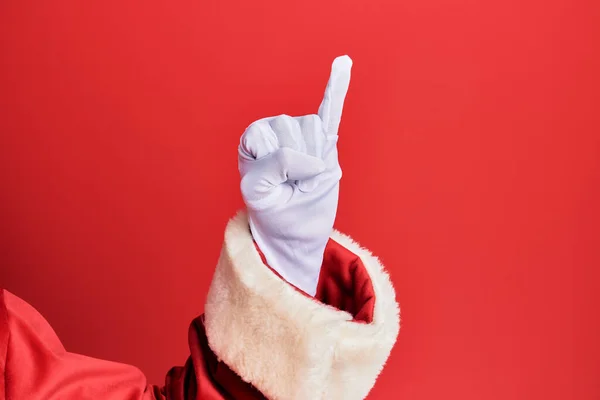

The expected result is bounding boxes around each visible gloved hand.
[238,55,352,296]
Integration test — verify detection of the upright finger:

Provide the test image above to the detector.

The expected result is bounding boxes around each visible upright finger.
[317,55,353,136]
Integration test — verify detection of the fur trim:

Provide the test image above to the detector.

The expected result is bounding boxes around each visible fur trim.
[204,211,400,400]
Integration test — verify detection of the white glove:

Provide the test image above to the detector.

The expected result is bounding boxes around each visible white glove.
[238,55,353,296]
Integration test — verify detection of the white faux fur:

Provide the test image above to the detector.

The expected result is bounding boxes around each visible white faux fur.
[204,212,400,400]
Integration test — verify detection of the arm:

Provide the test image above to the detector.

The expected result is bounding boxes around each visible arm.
[1,56,400,400]
[0,213,399,400]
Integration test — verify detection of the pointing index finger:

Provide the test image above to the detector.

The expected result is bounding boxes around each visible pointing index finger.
[318,55,353,136]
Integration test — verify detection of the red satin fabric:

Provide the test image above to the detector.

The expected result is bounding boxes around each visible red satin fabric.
[317,239,376,323]
[255,238,376,324]
[0,239,376,400]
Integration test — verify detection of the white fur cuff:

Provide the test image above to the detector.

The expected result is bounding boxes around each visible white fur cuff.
[204,212,400,400]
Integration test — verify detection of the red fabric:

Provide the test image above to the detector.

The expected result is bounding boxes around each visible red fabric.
[0,240,376,399]
[316,239,376,323]
[255,239,375,324]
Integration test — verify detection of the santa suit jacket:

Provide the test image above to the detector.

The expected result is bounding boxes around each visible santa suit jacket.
[0,212,400,399]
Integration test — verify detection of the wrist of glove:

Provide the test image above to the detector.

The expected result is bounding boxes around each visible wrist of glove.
[238,56,352,296]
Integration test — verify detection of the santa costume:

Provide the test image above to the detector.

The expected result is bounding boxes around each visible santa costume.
[0,56,400,400]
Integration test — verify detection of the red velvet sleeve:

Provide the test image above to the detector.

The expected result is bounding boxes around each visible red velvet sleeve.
[0,289,264,400]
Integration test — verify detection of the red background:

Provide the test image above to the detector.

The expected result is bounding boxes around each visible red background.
[1,0,599,399]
